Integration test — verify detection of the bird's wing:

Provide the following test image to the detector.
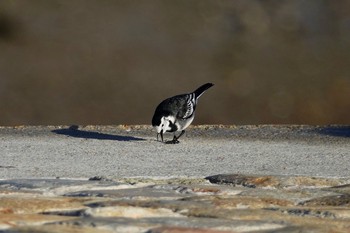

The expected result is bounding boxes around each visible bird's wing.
[158,94,195,120]
[177,94,195,119]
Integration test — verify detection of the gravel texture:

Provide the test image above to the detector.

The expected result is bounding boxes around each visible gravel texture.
[0,125,349,179]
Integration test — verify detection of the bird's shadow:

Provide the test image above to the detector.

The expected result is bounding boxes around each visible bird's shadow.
[318,126,350,138]
[51,126,145,141]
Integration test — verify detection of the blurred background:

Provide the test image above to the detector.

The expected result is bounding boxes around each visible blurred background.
[0,0,349,126]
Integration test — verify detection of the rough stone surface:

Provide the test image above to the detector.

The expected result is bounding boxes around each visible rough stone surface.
[0,176,350,233]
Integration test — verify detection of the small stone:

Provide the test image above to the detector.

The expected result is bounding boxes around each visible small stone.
[205,174,279,188]
[88,176,112,181]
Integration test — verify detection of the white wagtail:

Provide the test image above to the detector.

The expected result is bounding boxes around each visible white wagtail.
[152,83,214,144]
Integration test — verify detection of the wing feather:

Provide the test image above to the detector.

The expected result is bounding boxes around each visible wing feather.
[156,94,196,120]
[180,94,195,119]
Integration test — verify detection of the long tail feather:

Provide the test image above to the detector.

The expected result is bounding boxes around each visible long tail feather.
[193,83,214,99]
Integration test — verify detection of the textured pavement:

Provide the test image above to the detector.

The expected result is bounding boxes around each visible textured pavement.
[0,125,349,179]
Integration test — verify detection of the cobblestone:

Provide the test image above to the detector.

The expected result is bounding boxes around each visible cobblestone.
[0,175,350,233]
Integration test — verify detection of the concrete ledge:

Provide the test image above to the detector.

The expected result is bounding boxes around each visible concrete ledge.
[0,125,349,179]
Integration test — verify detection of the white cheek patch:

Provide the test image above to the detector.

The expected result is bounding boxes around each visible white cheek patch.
[158,116,175,132]
[164,116,176,131]
[156,117,169,133]
[155,117,166,133]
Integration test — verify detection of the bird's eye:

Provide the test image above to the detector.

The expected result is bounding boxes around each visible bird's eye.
[161,124,164,127]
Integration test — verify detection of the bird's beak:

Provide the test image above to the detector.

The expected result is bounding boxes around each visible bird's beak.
[157,130,164,142]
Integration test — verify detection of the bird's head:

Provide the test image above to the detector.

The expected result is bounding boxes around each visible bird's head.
[153,116,175,142]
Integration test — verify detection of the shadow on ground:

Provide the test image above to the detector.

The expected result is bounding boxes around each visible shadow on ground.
[51,125,145,141]
[318,126,350,138]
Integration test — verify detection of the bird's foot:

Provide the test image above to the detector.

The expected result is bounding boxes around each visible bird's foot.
[165,139,180,144]
[165,136,180,144]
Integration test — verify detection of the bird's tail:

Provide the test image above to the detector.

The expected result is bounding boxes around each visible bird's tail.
[193,83,214,99]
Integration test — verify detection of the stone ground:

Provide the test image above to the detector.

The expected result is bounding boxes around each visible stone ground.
[0,125,349,232]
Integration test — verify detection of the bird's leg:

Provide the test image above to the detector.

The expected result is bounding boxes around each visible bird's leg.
[157,130,164,142]
[175,130,185,140]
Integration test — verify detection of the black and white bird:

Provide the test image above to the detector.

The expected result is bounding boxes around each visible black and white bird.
[152,83,214,144]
